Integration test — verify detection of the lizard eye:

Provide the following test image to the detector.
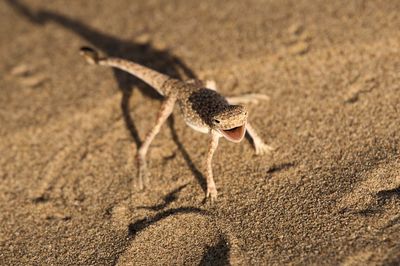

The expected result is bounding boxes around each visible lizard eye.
[213,119,220,124]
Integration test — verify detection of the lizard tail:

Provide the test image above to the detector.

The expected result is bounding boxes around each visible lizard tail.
[79,46,171,95]
[80,46,102,65]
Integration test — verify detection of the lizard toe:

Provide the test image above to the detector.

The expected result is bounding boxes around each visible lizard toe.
[206,186,218,203]
[255,142,274,156]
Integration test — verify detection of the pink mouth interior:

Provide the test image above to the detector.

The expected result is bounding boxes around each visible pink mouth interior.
[220,125,246,142]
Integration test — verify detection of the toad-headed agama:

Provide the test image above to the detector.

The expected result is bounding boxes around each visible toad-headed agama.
[80,47,273,201]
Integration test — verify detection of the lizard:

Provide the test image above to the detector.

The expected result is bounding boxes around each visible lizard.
[79,46,274,201]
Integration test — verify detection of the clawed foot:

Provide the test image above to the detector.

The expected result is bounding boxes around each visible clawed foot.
[205,185,218,203]
[254,141,274,156]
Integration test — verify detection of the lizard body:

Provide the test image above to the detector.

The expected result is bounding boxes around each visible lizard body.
[80,47,273,201]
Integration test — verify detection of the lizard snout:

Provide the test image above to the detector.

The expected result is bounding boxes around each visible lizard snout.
[212,105,248,142]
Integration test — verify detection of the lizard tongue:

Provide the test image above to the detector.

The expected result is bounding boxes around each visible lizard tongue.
[220,125,246,143]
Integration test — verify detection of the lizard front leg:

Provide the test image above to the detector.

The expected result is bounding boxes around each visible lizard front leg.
[205,79,270,105]
[210,80,273,155]
[226,94,270,105]
[245,123,274,155]
[205,130,220,201]
[229,94,274,154]
[136,96,176,189]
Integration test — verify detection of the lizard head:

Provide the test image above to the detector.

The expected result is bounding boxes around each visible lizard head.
[212,105,248,143]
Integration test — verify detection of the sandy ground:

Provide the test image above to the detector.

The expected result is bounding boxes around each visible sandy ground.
[1,0,400,265]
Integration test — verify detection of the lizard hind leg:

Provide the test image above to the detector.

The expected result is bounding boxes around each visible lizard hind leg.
[135,96,176,190]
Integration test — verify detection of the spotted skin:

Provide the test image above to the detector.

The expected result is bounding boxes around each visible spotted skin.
[80,47,273,201]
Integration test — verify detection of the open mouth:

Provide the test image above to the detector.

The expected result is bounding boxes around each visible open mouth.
[219,124,246,143]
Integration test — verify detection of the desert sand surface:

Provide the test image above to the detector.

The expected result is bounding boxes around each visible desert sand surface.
[1,0,400,265]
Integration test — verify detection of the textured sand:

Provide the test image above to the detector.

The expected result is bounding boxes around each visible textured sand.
[1,0,400,265]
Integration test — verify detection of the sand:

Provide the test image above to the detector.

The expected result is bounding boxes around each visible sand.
[1,0,399,265]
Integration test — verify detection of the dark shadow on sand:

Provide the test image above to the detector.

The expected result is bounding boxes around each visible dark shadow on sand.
[7,0,207,192]
[199,236,230,266]
[136,183,188,211]
[376,186,400,203]
[128,207,208,237]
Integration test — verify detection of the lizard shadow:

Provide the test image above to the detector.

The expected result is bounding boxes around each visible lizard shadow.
[199,236,230,266]
[136,183,188,211]
[128,207,208,237]
[7,0,207,192]
[110,203,209,264]
[126,205,230,265]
